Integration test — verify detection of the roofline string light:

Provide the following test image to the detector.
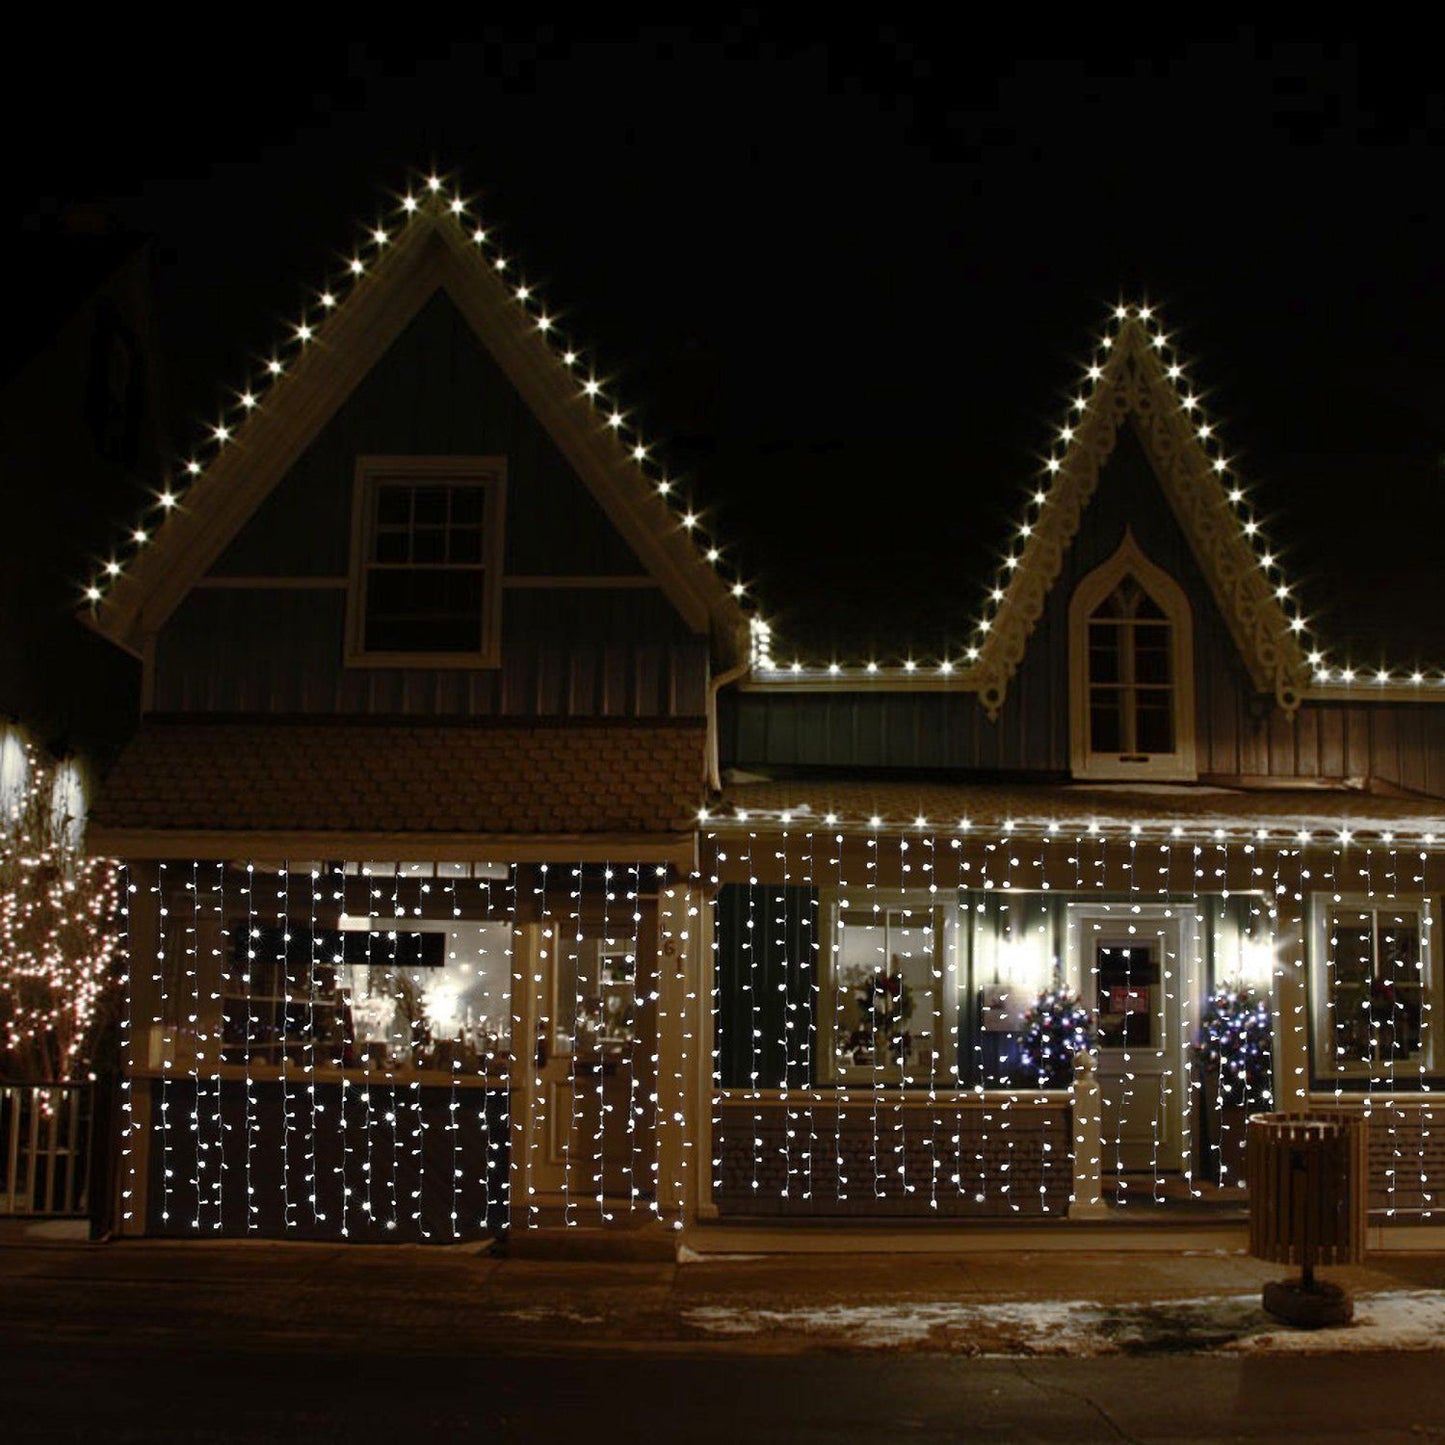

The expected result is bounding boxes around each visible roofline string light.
[78,220,1437,698]
[744,301,1445,698]
[700,807,1445,849]
[81,169,753,618]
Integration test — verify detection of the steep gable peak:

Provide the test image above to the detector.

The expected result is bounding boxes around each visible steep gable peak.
[78,170,750,665]
[748,301,1438,709]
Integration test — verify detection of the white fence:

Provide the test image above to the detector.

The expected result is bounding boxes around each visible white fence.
[0,1084,93,1216]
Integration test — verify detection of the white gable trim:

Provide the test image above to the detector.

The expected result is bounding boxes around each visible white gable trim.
[79,186,749,667]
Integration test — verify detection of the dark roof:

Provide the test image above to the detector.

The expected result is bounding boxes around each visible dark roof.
[92,720,705,838]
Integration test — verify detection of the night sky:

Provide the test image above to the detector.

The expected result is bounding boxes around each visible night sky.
[13,31,1445,665]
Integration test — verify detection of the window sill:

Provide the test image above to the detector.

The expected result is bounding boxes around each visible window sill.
[1306,1080,1442,1097]
[1072,755,1198,782]
[716,1086,1073,1106]
[133,1063,509,1089]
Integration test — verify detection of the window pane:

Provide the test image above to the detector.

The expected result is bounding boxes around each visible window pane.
[448,525,484,564]
[1329,909,1374,1064]
[450,487,484,525]
[365,569,484,653]
[835,909,939,1077]
[1089,624,1121,683]
[376,485,411,526]
[1133,623,1171,683]
[412,487,447,525]
[360,477,494,656]
[1090,694,1122,753]
[1134,697,1173,753]
[372,528,409,564]
[1096,944,1157,1048]
[1379,913,1424,1059]
[411,526,446,563]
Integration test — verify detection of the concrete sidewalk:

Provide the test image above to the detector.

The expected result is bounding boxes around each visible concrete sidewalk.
[1,1224,1442,1358]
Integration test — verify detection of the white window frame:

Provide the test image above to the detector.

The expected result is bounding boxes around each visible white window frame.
[818,890,957,1087]
[1068,529,1196,781]
[1309,893,1437,1083]
[345,455,507,669]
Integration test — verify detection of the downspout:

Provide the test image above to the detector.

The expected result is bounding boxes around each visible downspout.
[705,657,751,794]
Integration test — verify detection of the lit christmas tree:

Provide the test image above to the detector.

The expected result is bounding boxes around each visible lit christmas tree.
[1193,986,1273,1109]
[1016,988,1094,1088]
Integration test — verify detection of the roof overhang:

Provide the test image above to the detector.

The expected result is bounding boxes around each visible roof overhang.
[86,827,697,868]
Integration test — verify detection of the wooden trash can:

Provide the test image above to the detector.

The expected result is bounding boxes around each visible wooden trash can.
[1246,1111,1367,1325]
[1247,1111,1367,1270]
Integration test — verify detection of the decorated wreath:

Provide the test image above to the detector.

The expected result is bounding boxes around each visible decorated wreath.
[844,963,915,1066]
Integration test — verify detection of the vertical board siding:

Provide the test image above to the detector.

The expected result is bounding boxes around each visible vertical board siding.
[722,424,1445,794]
[155,588,708,718]
[155,291,707,721]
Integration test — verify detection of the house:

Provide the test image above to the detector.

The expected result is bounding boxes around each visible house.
[80,174,1443,1244]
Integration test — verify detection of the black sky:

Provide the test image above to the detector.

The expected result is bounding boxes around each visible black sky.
[11,28,1445,665]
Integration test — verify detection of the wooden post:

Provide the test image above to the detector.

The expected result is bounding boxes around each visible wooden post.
[1070,1048,1109,1218]
[656,882,693,1232]
[1271,877,1310,1110]
[692,888,720,1221]
[114,861,160,1236]
[507,916,543,1232]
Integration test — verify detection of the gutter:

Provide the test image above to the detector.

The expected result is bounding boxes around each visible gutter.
[706,657,751,793]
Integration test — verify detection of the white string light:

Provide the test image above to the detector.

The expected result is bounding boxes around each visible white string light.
[81,171,752,630]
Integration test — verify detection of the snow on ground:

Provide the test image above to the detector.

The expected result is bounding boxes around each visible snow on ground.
[681,1290,1445,1356]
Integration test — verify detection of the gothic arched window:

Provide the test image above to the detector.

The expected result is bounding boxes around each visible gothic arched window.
[1069,532,1196,780]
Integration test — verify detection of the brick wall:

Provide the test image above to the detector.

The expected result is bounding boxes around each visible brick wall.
[714,1099,1073,1218]
[1357,1100,1442,1220]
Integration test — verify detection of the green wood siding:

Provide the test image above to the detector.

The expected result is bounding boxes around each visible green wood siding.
[721,422,1445,788]
[153,291,707,718]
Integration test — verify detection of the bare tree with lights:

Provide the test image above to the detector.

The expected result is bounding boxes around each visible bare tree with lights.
[0,740,120,1083]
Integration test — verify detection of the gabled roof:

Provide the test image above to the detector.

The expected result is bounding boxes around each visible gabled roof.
[975,313,1309,715]
[78,172,751,667]
[745,304,1444,709]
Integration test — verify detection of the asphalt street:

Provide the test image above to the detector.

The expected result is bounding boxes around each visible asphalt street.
[2,1234,1443,1442]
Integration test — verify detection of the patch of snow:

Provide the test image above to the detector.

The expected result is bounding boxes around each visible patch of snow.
[1225,1290,1445,1354]
[682,1290,1445,1356]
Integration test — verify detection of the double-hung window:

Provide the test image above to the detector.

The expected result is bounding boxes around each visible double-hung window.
[346,456,506,666]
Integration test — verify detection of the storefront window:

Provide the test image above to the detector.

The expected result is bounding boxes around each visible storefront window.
[1318,902,1429,1076]
[827,898,953,1083]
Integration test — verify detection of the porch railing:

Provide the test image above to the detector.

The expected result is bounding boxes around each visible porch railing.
[0,1083,93,1217]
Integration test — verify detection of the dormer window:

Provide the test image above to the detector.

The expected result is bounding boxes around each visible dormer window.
[345,456,506,668]
[1069,531,1195,780]
[1088,577,1173,755]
